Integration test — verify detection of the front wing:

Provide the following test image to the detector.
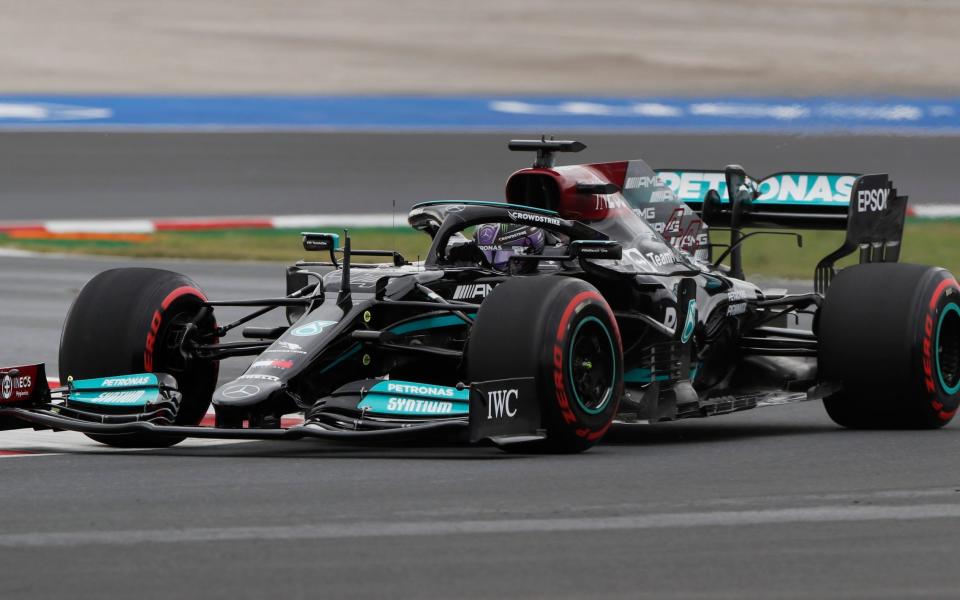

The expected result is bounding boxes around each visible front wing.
[0,364,542,445]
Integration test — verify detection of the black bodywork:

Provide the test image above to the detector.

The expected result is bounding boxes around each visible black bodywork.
[0,139,910,446]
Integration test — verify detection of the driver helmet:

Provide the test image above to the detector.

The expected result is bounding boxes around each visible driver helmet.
[474,223,545,272]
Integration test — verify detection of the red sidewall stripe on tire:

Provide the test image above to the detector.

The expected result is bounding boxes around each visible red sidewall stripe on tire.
[145,286,208,372]
[553,290,622,441]
[923,277,959,420]
[161,286,208,310]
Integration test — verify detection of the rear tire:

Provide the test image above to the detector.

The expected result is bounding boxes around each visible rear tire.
[467,276,623,453]
[59,268,219,447]
[819,263,960,429]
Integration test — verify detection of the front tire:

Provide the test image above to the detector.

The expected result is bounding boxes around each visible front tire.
[819,263,960,429]
[467,276,623,453]
[59,268,219,447]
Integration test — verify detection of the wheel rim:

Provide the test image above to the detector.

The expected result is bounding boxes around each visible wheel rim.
[936,303,960,395]
[155,307,199,375]
[568,316,616,415]
[152,298,218,424]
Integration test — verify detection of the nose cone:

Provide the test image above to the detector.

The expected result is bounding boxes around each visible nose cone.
[213,379,282,408]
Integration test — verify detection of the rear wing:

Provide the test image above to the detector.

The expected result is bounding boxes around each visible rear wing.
[655,167,908,292]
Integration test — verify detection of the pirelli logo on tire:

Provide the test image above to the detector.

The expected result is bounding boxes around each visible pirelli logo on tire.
[921,277,960,422]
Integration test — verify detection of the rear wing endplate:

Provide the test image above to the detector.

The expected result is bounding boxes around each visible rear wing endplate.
[814,173,907,293]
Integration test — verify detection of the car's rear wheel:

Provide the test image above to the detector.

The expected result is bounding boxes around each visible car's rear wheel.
[819,263,960,429]
[467,276,623,453]
[59,268,219,447]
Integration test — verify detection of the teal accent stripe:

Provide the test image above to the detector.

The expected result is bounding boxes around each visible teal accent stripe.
[360,381,470,416]
[625,362,699,384]
[318,344,361,374]
[681,300,697,344]
[70,373,158,391]
[624,368,670,384]
[388,314,474,335]
[568,316,615,415]
[318,315,473,375]
[936,303,960,395]
[369,380,469,401]
[70,389,159,407]
[357,394,469,416]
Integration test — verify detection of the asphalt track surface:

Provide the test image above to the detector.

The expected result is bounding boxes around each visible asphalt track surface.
[2,252,960,599]
[2,132,960,220]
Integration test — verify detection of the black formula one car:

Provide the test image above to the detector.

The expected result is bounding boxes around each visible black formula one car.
[1,139,958,453]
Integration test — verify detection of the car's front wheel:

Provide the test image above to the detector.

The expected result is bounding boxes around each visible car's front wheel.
[467,276,623,453]
[59,268,219,447]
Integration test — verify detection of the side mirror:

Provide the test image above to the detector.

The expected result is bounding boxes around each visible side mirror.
[302,232,340,252]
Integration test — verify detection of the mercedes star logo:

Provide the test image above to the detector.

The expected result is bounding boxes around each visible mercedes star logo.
[221,384,261,399]
[291,320,337,337]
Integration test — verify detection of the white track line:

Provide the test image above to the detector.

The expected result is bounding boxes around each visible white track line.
[45,219,156,234]
[0,213,397,234]
[0,248,39,257]
[911,204,960,219]
[1,503,959,547]
[271,213,397,228]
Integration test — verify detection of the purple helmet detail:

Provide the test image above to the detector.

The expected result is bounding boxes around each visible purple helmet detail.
[474,223,545,271]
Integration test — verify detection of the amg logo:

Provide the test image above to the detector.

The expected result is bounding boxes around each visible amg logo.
[453,283,494,300]
[624,175,661,189]
[507,211,562,227]
[857,188,890,212]
[648,189,675,203]
[636,207,657,221]
[486,388,518,419]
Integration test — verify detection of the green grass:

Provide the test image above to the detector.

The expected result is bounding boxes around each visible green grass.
[1,221,958,280]
[739,221,960,279]
[0,228,430,263]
